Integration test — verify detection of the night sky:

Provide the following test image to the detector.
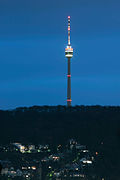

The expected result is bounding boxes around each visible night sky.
[0,0,120,109]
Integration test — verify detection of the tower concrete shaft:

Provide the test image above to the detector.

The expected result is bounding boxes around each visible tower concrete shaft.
[65,16,73,107]
[67,57,71,106]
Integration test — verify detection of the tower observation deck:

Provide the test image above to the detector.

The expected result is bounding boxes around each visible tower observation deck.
[65,16,73,107]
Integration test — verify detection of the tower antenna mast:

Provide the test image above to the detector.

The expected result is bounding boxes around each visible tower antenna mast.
[68,16,71,45]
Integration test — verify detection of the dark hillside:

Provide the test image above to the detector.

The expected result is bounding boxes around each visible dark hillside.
[0,106,120,146]
[0,106,120,178]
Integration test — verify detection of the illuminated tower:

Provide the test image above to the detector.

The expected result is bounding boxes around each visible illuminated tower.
[65,16,73,107]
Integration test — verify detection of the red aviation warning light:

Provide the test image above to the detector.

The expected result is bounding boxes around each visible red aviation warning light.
[68,27,70,31]
[67,75,71,77]
[67,99,72,102]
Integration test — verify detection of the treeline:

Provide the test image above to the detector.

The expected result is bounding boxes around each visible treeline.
[0,105,120,146]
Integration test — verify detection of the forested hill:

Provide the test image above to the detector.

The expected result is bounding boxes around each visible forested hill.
[0,105,120,147]
[0,105,120,178]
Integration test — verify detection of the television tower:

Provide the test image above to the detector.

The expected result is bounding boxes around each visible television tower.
[65,16,73,107]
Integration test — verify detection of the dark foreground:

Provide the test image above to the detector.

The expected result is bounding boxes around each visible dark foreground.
[0,105,120,179]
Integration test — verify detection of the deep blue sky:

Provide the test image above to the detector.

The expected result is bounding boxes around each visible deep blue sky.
[0,0,120,109]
